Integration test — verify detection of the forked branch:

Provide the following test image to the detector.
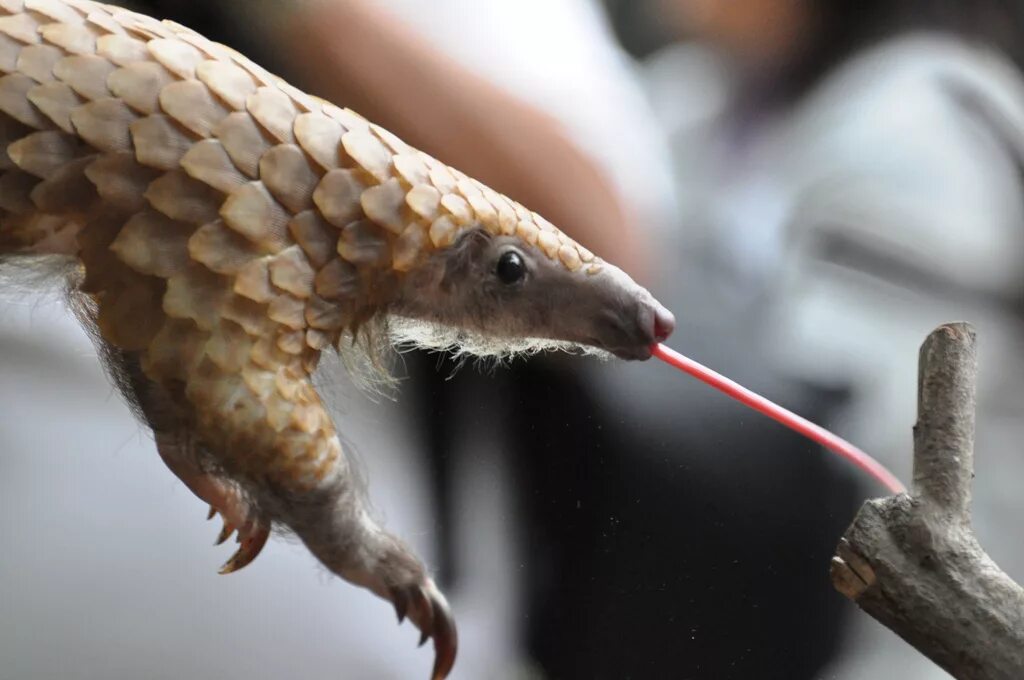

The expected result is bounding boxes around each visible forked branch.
[830,322,1024,679]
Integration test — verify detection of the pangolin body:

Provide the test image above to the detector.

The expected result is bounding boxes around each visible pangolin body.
[0,1,676,678]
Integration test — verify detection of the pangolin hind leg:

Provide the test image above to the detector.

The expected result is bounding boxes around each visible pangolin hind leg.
[153,434,271,573]
[154,342,458,679]
[86,337,271,573]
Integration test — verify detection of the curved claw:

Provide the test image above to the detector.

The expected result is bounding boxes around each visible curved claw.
[411,586,433,647]
[391,587,410,624]
[215,520,236,545]
[390,579,457,680]
[427,586,457,680]
[218,524,270,575]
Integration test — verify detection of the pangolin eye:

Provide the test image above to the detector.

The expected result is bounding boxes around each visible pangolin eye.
[496,250,526,285]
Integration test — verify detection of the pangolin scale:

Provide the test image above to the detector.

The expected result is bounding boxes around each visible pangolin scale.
[0,1,676,678]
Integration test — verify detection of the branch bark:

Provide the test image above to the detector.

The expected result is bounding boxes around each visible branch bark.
[830,322,1024,680]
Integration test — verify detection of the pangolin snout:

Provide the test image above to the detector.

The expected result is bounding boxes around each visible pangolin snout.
[574,263,677,360]
[611,299,675,360]
[590,295,674,361]
[652,302,676,344]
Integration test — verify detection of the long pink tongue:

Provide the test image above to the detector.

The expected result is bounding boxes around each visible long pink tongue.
[652,343,906,495]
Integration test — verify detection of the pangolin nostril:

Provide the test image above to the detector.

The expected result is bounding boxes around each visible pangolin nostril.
[653,304,676,343]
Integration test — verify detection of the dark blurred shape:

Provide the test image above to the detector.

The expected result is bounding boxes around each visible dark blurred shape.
[116,1,271,67]
[602,0,677,60]
[513,365,858,679]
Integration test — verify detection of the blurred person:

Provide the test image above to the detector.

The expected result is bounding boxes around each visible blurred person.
[0,1,678,679]
[624,0,1024,677]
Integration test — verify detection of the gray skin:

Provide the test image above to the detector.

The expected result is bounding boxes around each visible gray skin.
[392,228,676,361]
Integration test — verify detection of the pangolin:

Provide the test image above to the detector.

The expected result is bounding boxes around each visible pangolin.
[0,1,676,677]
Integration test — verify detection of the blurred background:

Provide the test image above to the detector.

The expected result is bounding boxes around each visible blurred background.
[2,0,1024,678]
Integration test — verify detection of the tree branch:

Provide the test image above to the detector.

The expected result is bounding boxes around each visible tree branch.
[830,322,1024,680]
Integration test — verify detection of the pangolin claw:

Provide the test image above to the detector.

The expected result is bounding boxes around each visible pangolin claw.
[218,525,270,575]
[215,520,235,545]
[390,579,458,680]
[206,503,269,574]
[391,587,410,624]
[427,585,457,680]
